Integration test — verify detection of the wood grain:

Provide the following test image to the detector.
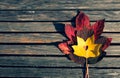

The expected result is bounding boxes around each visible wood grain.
[0,0,120,10]
[0,22,119,32]
[0,68,119,78]
[0,11,120,21]
[0,56,119,67]
[0,33,119,43]
[0,45,119,55]
[0,57,119,77]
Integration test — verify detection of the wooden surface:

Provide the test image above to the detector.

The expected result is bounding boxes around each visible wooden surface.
[0,0,120,78]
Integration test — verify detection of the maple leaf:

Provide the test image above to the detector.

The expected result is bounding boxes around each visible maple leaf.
[58,11,112,64]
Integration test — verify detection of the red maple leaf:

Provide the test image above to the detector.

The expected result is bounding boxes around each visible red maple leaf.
[58,12,112,64]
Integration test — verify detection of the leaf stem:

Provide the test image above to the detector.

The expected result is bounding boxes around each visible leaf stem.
[85,58,89,78]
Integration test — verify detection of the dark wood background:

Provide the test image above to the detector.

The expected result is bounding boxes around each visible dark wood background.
[0,0,120,78]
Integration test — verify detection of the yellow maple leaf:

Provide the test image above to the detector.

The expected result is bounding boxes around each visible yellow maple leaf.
[72,35,102,58]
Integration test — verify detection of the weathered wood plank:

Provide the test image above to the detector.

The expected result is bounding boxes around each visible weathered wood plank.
[0,33,119,43]
[0,67,83,78]
[0,0,120,10]
[0,45,119,55]
[0,67,119,78]
[0,22,119,32]
[0,56,119,67]
[0,45,62,55]
[0,57,119,77]
[0,11,120,21]
[0,33,66,43]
